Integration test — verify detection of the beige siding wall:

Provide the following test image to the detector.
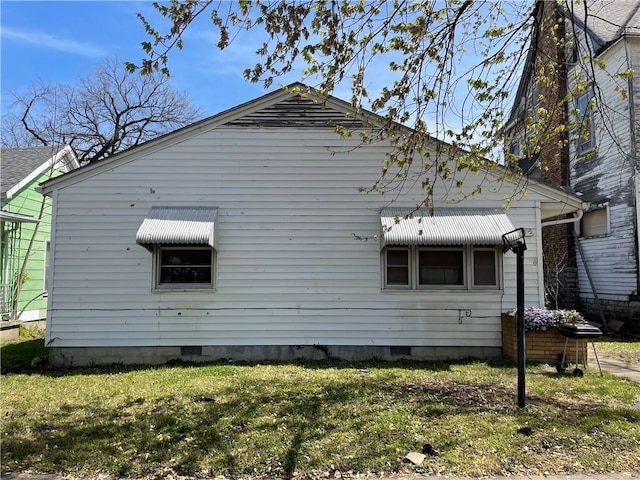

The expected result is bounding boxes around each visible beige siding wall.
[47,127,548,349]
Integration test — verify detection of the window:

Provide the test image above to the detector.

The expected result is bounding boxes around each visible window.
[581,207,608,237]
[155,246,215,290]
[384,245,499,290]
[473,248,498,286]
[385,248,410,286]
[135,206,219,291]
[569,45,578,64]
[509,140,521,159]
[418,248,464,286]
[575,90,594,155]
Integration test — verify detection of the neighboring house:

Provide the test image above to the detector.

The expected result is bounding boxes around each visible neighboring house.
[504,0,640,333]
[39,85,584,366]
[1,145,80,322]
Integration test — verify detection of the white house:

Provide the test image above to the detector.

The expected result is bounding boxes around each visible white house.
[40,85,584,366]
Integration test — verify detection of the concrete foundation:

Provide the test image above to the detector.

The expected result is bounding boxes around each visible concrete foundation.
[48,344,502,367]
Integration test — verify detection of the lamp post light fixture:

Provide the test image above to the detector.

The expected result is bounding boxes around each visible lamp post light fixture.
[502,227,528,408]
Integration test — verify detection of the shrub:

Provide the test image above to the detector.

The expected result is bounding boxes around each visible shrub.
[521,306,584,332]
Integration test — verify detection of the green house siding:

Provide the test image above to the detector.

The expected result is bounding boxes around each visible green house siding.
[1,171,61,319]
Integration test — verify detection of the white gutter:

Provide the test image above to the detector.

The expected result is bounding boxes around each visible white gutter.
[541,209,583,228]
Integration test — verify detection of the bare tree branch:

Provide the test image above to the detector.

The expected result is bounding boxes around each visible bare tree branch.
[1,57,201,164]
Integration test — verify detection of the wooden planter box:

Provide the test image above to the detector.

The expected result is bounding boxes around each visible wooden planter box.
[501,313,586,363]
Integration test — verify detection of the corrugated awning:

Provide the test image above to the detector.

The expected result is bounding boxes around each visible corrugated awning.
[136,206,218,251]
[380,208,515,247]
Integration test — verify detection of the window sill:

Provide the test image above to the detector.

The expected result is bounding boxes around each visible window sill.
[576,146,596,158]
[152,287,216,293]
[382,288,503,294]
[579,233,610,240]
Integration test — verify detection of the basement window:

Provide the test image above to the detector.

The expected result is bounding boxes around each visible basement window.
[181,346,203,356]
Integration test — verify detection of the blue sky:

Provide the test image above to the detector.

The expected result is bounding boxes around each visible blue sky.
[1,1,528,141]
[0,1,301,119]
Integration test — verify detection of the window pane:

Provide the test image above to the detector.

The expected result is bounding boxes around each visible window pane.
[419,250,463,285]
[473,250,497,286]
[386,249,409,286]
[160,248,212,284]
[577,93,590,119]
[576,92,593,153]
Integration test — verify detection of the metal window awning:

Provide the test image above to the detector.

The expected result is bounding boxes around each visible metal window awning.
[136,206,218,251]
[380,208,515,247]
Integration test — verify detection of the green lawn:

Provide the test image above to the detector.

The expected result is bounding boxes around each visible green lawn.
[597,335,640,364]
[1,332,639,479]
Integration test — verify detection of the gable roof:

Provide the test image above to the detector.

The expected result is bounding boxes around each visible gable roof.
[568,0,640,49]
[223,91,369,129]
[37,83,400,194]
[1,145,79,203]
[38,83,585,216]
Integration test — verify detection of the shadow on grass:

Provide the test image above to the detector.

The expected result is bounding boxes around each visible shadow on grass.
[2,352,497,378]
[3,361,639,478]
[0,338,48,373]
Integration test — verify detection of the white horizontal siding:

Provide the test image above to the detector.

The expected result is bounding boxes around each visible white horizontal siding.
[47,126,549,349]
[569,39,639,301]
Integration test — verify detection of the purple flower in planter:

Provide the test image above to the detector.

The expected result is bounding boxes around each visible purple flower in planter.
[520,307,584,332]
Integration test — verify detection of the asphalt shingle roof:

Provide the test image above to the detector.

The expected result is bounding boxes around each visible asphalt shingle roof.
[0,145,66,196]
[570,0,640,48]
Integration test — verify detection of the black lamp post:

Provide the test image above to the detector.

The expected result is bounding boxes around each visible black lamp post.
[502,227,527,408]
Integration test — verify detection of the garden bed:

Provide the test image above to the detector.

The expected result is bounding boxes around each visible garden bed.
[502,311,585,363]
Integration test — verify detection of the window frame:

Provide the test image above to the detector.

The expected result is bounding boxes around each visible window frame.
[152,245,216,291]
[383,247,411,289]
[471,246,499,289]
[383,245,501,291]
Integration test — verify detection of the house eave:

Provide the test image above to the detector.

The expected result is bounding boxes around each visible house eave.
[10,145,79,198]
